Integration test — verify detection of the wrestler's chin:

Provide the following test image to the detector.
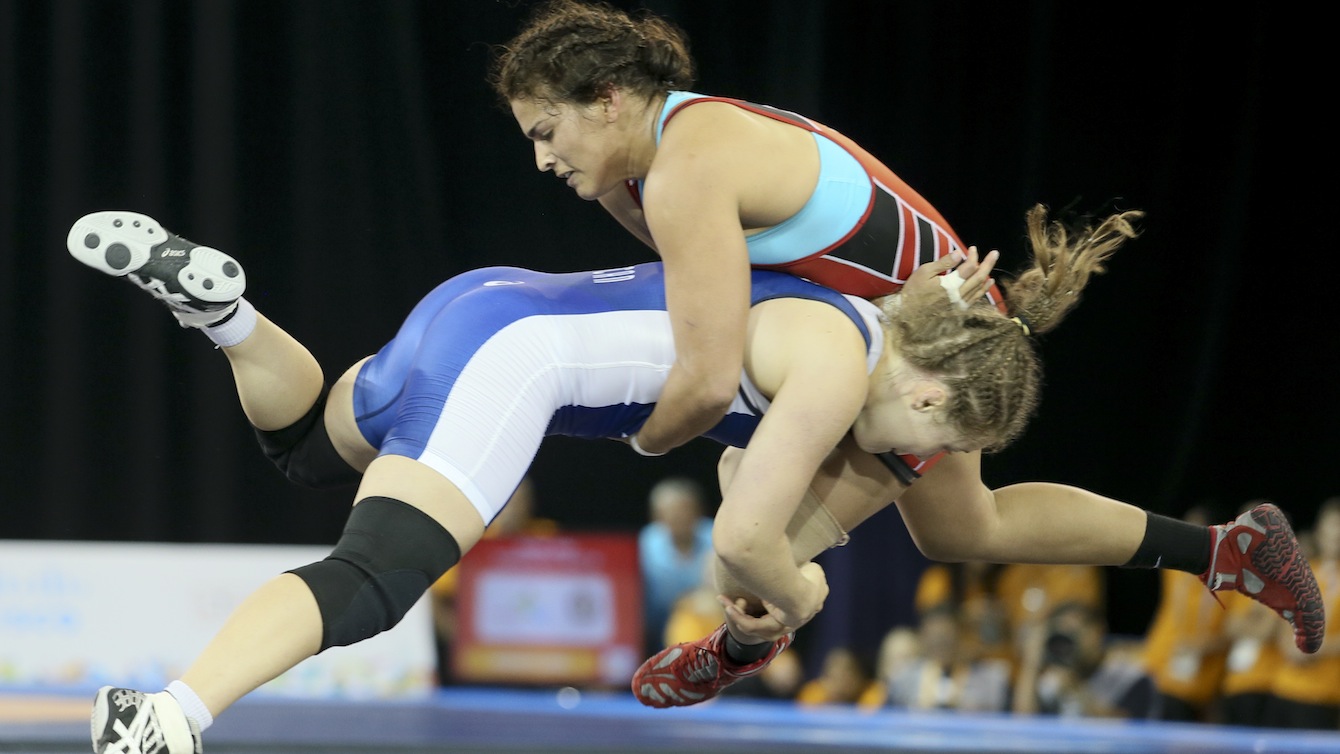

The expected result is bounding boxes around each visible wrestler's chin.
[566,175,594,200]
[850,426,888,455]
[582,180,626,203]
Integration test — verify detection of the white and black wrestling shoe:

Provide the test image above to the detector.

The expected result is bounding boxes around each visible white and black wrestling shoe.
[91,686,203,754]
[68,210,246,328]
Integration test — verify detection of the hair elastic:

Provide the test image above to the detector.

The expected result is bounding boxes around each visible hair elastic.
[1010,316,1032,336]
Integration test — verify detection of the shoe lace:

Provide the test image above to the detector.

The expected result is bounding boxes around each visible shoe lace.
[106,701,169,754]
[677,646,721,685]
[1202,524,1231,609]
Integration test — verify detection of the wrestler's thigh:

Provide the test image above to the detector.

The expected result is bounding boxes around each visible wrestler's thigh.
[889,451,995,562]
[326,356,378,473]
[356,454,488,554]
[805,436,909,532]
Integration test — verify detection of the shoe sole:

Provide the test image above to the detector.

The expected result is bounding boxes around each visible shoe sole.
[631,626,794,708]
[632,643,718,708]
[1251,504,1326,653]
[90,685,113,751]
[68,210,245,307]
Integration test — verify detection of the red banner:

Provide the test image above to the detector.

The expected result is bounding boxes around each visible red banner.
[453,533,643,687]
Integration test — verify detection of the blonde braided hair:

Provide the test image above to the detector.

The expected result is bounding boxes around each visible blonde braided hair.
[885,204,1143,452]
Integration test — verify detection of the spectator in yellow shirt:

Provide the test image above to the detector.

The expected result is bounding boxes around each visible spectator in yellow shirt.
[1141,505,1232,721]
[1261,500,1340,729]
[1219,590,1285,727]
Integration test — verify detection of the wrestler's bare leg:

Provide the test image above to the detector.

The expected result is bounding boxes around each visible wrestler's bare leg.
[893,451,1145,565]
[714,437,1147,614]
[178,455,485,717]
[216,313,325,431]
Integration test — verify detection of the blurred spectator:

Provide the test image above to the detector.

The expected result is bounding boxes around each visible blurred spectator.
[1215,499,1288,727]
[1260,499,1340,729]
[1218,590,1285,727]
[1012,601,1158,719]
[1141,504,1232,722]
[859,626,923,710]
[885,603,1010,712]
[428,476,557,685]
[996,563,1104,662]
[638,476,715,655]
[795,646,881,707]
[662,557,720,648]
[916,562,1012,669]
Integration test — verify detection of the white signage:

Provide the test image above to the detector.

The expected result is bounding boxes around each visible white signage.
[0,540,435,699]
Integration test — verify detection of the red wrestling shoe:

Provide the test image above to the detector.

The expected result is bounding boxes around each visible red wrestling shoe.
[1201,502,1325,653]
[632,623,793,708]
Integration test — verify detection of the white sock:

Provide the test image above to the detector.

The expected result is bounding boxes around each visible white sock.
[165,679,214,733]
[203,297,257,348]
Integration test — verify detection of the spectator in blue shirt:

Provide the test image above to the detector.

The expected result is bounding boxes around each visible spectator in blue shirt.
[639,476,715,655]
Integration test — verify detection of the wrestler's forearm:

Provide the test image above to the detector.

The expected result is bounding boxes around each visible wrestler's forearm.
[633,364,736,454]
[714,531,818,624]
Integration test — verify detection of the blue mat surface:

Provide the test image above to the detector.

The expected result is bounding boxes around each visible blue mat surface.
[3,685,1339,753]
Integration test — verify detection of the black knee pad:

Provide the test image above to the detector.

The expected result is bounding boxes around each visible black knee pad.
[254,386,362,489]
[289,496,462,651]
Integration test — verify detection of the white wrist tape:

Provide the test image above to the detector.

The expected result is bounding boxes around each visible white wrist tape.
[938,271,971,311]
[628,434,666,457]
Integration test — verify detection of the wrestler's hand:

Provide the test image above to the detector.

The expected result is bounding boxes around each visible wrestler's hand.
[719,597,789,644]
[951,245,1000,305]
[718,562,828,643]
[903,246,1000,312]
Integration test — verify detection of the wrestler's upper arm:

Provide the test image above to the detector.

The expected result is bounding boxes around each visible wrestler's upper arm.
[717,300,869,539]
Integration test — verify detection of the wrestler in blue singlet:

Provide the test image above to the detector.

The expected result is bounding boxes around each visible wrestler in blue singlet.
[348,262,883,523]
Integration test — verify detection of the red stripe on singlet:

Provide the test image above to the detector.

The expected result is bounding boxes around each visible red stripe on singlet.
[814,124,1008,313]
[816,125,965,247]
[895,199,920,282]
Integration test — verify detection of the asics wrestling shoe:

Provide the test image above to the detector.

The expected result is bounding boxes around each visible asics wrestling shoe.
[632,622,793,708]
[91,686,202,754]
[1201,502,1325,653]
[68,210,245,328]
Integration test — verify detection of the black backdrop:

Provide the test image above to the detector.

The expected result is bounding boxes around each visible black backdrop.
[1,1,1332,660]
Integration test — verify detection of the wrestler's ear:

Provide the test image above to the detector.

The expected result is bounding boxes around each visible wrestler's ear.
[912,381,948,412]
[598,84,622,122]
